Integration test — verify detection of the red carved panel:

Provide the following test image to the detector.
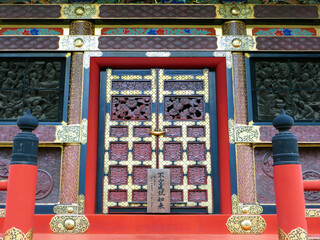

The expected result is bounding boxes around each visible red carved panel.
[109,142,128,161]
[165,166,183,185]
[108,190,127,202]
[109,166,128,185]
[163,142,183,161]
[132,190,147,202]
[133,142,152,161]
[188,190,207,202]
[187,126,205,137]
[188,166,207,185]
[110,126,128,137]
[164,96,205,121]
[164,126,182,137]
[171,190,183,202]
[111,96,152,121]
[187,142,206,161]
[132,165,151,185]
[133,126,151,138]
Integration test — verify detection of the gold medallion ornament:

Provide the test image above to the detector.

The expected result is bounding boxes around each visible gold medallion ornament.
[217,4,254,19]
[50,215,90,234]
[3,227,33,240]
[61,4,99,19]
[218,36,255,51]
[278,227,308,240]
[226,215,266,234]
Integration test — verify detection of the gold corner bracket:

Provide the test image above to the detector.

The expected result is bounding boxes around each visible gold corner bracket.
[229,120,260,144]
[213,51,232,69]
[55,119,87,144]
[3,227,33,240]
[53,194,85,215]
[232,194,263,215]
[226,215,266,234]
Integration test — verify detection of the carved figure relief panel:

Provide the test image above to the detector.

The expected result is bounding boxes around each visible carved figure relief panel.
[0,57,66,122]
[103,68,214,213]
[251,58,320,122]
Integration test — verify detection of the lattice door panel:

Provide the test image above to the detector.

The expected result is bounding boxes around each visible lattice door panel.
[102,68,214,213]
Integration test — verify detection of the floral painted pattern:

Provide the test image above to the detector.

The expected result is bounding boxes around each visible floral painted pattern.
[102,28,216,36]
[0,28,63,36]
[252,28,316,36]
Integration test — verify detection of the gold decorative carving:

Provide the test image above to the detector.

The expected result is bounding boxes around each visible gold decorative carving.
[229,118,235,144]
[217,4,253,19]
[213,51,232,69]
[60,36,99,51]
[218,36,255,51]
[234,124,260,143]
[226,215,266,234]
[0,209,5,218]
[84,51,103,69]
[278,227,308,240]
[61,4,99,19]
[55,120,87,144]
[306,209,320,217]
[3,227,33,240]
[50,215,90,234]
[146,52,171,57]
[53,194,85,214]
[232,194,263,215]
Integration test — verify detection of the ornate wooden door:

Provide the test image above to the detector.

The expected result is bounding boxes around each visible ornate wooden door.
[98,68,216,214]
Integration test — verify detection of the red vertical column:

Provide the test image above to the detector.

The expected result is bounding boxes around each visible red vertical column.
[3,110,39,239]
[272,110,308,239]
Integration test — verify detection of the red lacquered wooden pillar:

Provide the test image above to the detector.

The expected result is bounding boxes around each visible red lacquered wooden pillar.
[272,110,308,240]
[3,110,39,239]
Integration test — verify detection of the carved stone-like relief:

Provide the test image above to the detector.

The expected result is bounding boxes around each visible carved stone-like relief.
[0,59,64,121]
[187,126,205,137]
[187,142,206,161]
[188,166,207,185]
[111,96,152,121]
[302,170,320,201]
[0,158,9,178]
[112,81,152,91]
[163,142,183,161]
[188,190,207,202]
[109,166,128,185]
[253,60,320,121]
[132,142,152,161]
[262,151,274,178]
[36,169,54,200]
[109,142,128,161]
[164,81,204,91]
[164,96,204,121]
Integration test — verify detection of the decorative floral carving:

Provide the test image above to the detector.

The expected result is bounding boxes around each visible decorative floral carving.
[132,166,150,185]
[133,126,151,137]
[164,96,204,121]
[108,190,127,202]
[112,81,152,91]
[110,126,128,137]
[164,81,204,91]
[165,166,183,185]
[109,142,128,161]
[133,142,152,161]
[111,96,152,121]
[171,190,183,202]
[109,166,128,185]
[188,190,207,202]
[187,142,206,161]
[163,142,182,161]
[164,126,182,137]
[187,126,205,137]
[132,190,147,202]
[188,166,207,185]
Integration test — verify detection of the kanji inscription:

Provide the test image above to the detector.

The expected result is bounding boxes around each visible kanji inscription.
[147,169,170,213]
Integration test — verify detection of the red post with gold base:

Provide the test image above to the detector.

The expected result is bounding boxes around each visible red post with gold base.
[272,110,308,240]
[3,110,39,240]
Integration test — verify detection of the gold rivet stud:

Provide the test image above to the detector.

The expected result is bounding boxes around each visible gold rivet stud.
[231,7,240,16]
[64,219,75,230]
[67,207,74,213]
[74,38,84,47]
[241,220,252,231]
[242,207,249,214]
[232,38,242,48]
[75,7,85,16]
